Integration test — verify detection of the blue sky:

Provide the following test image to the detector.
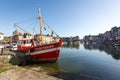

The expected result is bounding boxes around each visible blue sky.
[1,0,120,38]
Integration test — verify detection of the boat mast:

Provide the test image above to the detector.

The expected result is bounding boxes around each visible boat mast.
[38,8,43,45]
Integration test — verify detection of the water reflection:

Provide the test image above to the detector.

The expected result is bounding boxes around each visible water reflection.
[38,62,60,75]
[83,44,120,60]
[9,54,60,75]
[8,43,120,80]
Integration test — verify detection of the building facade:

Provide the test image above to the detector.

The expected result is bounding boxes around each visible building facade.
[84,26,120,44]
[0,33,4,44]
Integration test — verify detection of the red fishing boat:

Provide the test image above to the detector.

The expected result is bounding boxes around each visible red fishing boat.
[14,8,62,62]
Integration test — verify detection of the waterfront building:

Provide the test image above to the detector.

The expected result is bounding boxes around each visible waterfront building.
[62,37,71,42]
[103,31,112,42]
[84,26,120,44]
[62,36,80,45]
[62,36,80,42]
[84,35,90,43]
[103,31,111,39]
[13,30,22,36]
[111,26,118,38]
[12,30,54,44]
[0,32,4,44]
[116,27,120,41]
[72,36,80,41]
[117,27,120,36]
[12,30,33,43]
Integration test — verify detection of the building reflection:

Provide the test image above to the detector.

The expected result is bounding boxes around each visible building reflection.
[83,44,120,60]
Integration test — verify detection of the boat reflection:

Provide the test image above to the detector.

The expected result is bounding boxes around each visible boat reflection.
[9,54,60,75]
[83,44,120,60]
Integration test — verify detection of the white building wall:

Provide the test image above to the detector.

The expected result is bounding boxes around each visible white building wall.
[0,34,4,40]
[0,34,4,44]
[118,27,120,36]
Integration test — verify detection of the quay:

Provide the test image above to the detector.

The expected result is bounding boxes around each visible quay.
[0,49,62,80]
[0,43,93,80]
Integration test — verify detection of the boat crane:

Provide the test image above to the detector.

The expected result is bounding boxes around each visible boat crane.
[14,23,33,36]
[13,23,35,40]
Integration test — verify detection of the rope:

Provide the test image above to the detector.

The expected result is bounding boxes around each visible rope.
[43,19,58,36]
[14,13,59,37]
[17,16,37,24]
[25,18,38,30]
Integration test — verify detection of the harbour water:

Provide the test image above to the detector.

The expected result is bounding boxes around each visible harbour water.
[56,44,120,80]
[10,43,120,80]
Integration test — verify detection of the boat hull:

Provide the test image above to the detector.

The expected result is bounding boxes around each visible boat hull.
[15,38,62,63]
[30,49,60,62]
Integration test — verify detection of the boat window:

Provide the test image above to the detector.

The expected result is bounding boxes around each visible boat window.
[13,44,16,46]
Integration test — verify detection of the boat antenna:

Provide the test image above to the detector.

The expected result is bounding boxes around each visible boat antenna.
[38,8,43,45]
[38,0,40,8]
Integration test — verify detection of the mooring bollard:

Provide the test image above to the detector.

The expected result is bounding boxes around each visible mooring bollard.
[0,48,4,55]
[0,48,1,55]
[1,48,4,55]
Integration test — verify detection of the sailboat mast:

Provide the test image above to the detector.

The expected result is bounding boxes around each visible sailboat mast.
[38,8,43,45]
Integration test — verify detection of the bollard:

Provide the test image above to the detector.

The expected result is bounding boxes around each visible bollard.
[1,48,4,55]
[0,48,1,55]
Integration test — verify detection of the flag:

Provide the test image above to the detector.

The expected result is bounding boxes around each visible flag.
[44,27,46,30]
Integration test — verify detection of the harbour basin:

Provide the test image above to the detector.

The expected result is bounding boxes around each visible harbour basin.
[57,44,120,80]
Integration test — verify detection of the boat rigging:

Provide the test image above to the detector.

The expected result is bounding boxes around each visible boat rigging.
[11,6,62,63]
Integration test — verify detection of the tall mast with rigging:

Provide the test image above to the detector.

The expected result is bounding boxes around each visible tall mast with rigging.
[38,8,43,45]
